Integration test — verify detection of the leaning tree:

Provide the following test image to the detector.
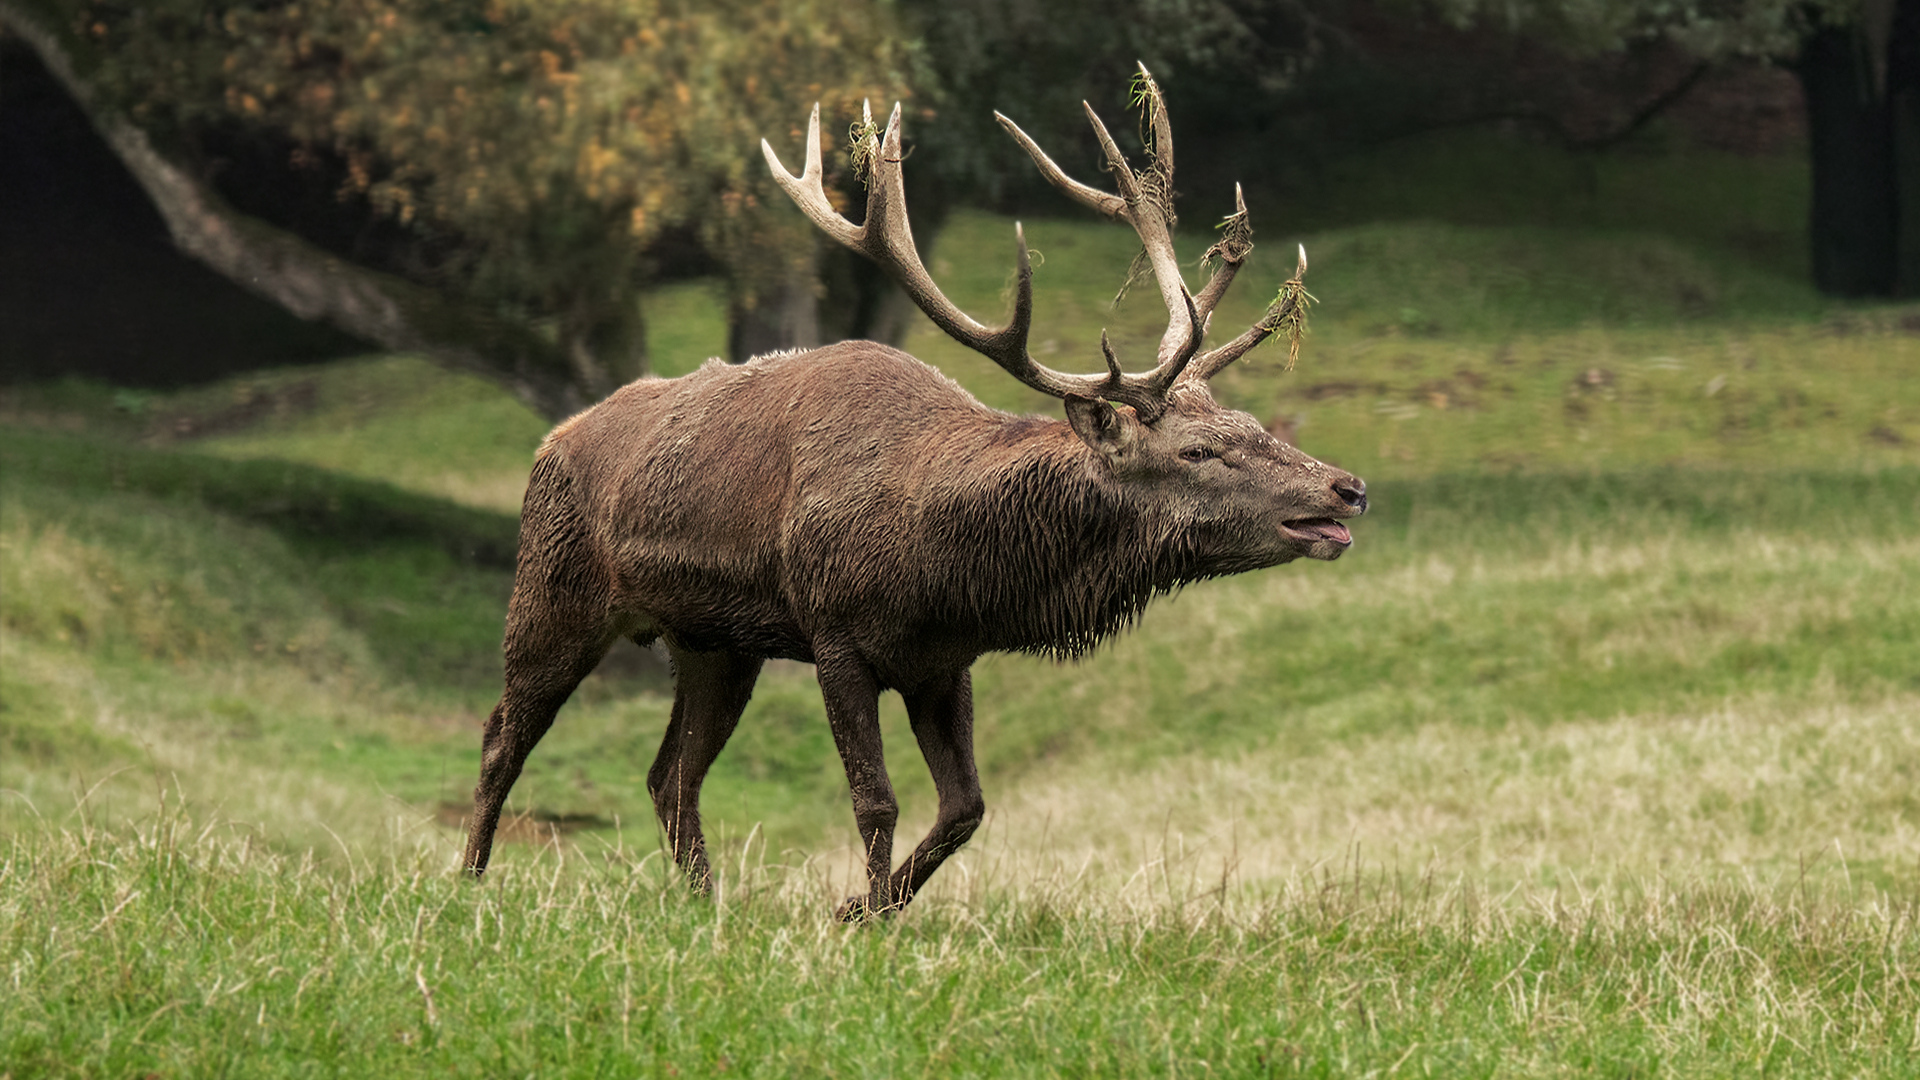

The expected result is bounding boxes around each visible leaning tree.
[0,0,909,419]
[3,0,1332,414]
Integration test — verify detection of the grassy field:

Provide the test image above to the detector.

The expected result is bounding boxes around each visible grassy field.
[4,140,1920,1073]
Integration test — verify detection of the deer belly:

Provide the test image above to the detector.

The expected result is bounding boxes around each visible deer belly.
[610,555,811,661]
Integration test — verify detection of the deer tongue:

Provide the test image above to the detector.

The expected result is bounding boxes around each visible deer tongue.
[1283,518,1352,545]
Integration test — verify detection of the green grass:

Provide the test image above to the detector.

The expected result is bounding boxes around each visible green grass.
[5,175,1920,1074]
[3,811,1916,1077]
[1275,130,1813,281]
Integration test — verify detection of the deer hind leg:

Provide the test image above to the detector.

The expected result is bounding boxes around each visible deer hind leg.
[462,622,613,877]
[647,646,763,893]
[463,452,612,878]
[815,652,897,920]
[889,668,985,909]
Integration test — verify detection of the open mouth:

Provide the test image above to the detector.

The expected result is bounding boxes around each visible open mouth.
[1281,518,1353,546]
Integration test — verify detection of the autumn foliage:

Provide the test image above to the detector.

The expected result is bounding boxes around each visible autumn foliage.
[76,0,910,375]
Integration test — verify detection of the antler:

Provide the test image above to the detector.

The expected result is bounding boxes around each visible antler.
[995,64,1198,374]
[763,66,1301,422]
[1000,65,1308,390]
[762,100,1201,422]
[1183,238,1310,383]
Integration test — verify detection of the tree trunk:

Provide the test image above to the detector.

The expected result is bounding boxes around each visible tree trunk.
[2,2,603,420]
[727,259,822,362]
[1794,20,1900,297]
[729,172,951,361]
[558,289,648,399]
[819,248,919,347]
[1892,0,1920,295]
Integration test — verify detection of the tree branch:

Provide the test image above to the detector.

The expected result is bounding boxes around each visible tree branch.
[1571,60,1710,153]
[1350,58,1712,157]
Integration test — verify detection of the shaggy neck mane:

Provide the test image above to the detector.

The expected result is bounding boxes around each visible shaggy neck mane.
[912,416,1207,659]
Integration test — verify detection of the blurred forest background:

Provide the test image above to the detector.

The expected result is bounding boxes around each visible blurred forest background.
[1,0,1916,407]
[5,4,1920,1073]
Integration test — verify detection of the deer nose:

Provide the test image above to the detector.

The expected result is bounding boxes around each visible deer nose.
[1332,475,1367,513]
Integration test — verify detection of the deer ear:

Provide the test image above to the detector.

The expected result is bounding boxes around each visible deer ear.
[1065,395,1141,456]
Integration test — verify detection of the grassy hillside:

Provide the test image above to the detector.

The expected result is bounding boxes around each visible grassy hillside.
[4,199,1919,1075]
[4,205,1916,866]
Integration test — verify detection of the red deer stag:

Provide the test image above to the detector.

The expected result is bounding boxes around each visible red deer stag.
[461,68,1367,918]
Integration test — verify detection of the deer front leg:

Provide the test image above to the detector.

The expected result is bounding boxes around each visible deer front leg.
[890,667,985,908]
[815,651,897,920]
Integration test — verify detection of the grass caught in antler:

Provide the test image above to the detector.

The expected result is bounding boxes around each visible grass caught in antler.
[846,112,880,188]
[1200,200,1254,278]
[1260,275,1317,370]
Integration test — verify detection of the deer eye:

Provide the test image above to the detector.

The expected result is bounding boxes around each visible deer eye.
[1179,446,1216,463]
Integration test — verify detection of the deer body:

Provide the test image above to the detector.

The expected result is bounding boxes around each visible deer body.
[463,70,1368,916]
[514,340,1348,668]
[555,344,1115,665]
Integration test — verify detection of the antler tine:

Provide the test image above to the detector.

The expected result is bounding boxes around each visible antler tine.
[995,112,1125,219]
[1081,96,1197,373]
[1184,243,1311,383]
[761,104,859,251]
[1137,289,1206,396]
[1080,103,1143,205]
[1191,183,1249,328]
[861,104,917,262]
[1138,62,1173,186]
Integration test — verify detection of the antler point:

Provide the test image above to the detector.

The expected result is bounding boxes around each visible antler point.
[1099,330,1124,382]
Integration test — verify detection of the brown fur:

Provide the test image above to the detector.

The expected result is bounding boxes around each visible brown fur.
[462,341,1366,917]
